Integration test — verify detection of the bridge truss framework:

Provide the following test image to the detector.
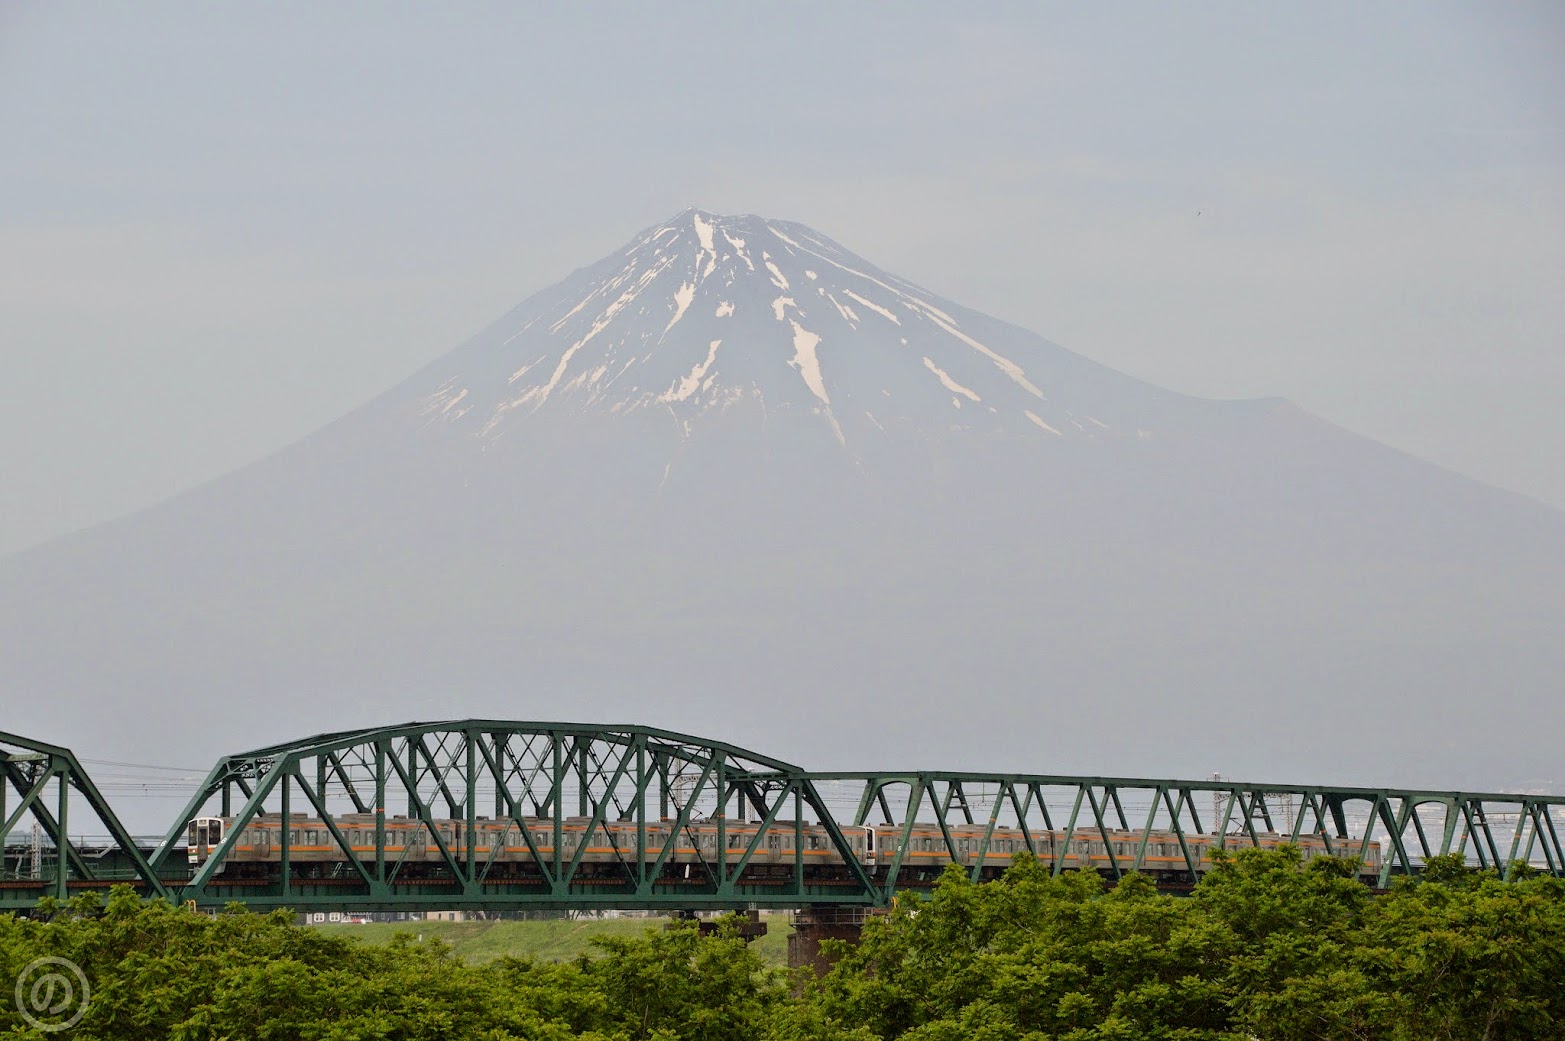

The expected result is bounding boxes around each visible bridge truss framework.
[2,721,1562,913]
[0,730,172,905]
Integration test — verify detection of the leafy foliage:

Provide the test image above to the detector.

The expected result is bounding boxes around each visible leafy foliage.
[1,851,1561,1039]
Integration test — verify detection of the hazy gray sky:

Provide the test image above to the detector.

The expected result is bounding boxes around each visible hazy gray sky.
[3,2,1562,554]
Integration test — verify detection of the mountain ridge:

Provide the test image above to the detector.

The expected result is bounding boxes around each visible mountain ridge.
[2,208,1561,796]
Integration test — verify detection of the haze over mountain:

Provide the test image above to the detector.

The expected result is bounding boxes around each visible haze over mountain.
[4,210,1561,791]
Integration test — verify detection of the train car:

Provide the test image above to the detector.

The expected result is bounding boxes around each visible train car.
[191,814,874,868]
[188,814,1381,879]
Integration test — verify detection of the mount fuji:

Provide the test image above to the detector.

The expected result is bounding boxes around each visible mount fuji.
[414,209,1213,448]
[3,209,1562,788]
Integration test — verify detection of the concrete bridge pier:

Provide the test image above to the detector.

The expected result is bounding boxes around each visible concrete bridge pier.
[787,906,870,973]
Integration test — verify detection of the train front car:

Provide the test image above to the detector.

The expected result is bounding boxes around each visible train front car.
[186,816,224,866]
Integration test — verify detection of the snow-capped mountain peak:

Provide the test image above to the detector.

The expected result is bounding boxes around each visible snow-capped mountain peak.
[414,209,1164,449]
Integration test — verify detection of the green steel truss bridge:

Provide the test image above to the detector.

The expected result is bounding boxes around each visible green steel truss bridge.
[3,722,1563,914]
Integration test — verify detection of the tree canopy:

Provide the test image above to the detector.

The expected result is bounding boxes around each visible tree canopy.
[2,849,1560,1040]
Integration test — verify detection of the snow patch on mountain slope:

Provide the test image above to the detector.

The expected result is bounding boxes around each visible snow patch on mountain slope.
[843,289,899,325]
[923,357,981,403]
[1025,410,1062,436]
[664,282,696,336]
[662,339,723,404]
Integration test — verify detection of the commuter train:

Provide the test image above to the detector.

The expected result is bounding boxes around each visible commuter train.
[187,813,1382,878]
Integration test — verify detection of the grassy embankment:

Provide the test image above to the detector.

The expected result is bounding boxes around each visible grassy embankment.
[314,913,794,966]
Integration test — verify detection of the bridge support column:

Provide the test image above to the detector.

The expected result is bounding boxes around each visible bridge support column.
[787,906,869,973]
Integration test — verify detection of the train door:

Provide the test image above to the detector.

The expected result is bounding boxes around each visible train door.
[863,826,877,865]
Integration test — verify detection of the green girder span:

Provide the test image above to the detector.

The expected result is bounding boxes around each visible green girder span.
[4,722,1564,913]
[804,770,1565,894]
[0,730,174,906]
[156,721,878,912]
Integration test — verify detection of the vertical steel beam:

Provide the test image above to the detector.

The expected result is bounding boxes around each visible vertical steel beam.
[53,767,69,900]
[1378,799,1415,887]
[876,781,924,901]
[928,780,961,864]
[970,785,1005,882]
[551,736,564,887]
[1161,788,1197,880]
[1086,787,1122,879]
[465,732,478,883]
[636,742,647,889]
[1053,787,1086,877]
[279,772,292,895]
[715,755,727,889]
[794,790,805,898]
[375,739,387,886]
[1131,786,1162,873]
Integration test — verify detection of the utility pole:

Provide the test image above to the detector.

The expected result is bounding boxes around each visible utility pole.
[1211,774,1226,834]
